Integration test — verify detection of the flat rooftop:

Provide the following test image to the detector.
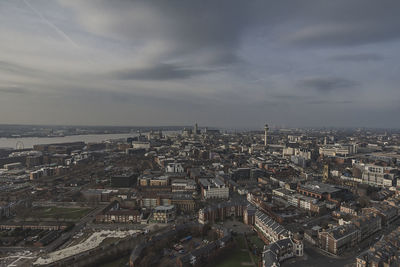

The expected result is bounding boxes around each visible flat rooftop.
[298,181,341,194]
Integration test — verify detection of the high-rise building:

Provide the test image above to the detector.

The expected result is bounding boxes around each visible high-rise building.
[264,124,269,146]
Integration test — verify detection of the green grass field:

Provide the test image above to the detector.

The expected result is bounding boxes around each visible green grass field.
[248,234,265,250]
[99,255,129,267]
[31,206,91,220]
[214,235,254,267]
[235,235,247,249]
[214,249,253,267]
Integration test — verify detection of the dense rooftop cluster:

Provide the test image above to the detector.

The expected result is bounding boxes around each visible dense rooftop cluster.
[0,125,399,266]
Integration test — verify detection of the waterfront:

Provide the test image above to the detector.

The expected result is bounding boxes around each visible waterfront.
[0,131,180,149]
[0,133,138,149]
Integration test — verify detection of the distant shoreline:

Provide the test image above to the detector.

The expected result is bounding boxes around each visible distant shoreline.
[0,131,176,149]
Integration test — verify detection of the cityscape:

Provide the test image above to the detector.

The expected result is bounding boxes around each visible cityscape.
[1,1,400,267]
[0,125,399,266]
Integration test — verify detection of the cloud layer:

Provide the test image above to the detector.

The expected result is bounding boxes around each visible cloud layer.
[0,0,399,128]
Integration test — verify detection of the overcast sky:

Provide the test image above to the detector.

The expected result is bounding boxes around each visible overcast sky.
[1,0,399,128]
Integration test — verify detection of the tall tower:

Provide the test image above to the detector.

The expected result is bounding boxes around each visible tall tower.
[264,124,269,146]
[194,123,199,135]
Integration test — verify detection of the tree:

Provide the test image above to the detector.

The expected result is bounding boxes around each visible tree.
[358,196,370,208]
[202,223,211,237]
[140,251,156,267]
[320,220,329,229]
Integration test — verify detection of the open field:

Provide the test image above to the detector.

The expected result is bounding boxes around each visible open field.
[213,235,255,267]
[29,207,92,220]
[99,255,130,267]
[215,250,253,267]
[248,234,264,250]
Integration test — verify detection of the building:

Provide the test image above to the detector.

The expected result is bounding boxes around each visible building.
[3,162,22,170]
[111,173,138,188]
[254,211,290,243]
[165,162,185,173]
[244,205,256,225]
[96,201,141,223]
[352,213,381,240]
[264,124,269,146]
[282,143,300,157]
[138,175,169,187]
[340,202,358,216]
[126,148,146,155]
[182,128,192,137]
[140,192,172,208]
[30,170,43,180]
[204,128,220,135]
[262,238,303,267]
[171,179,197,192]
[290,155,309,168]
[26,155,42,168]
[297,182,343,202]
[171,194,196,212]
[147,130,162,140]
[319,144,357,157]
[318,224,361,255]
[362,203,399,226]
[82,189,113,202]
[132,141,151,150]
[283,144,311,161]
[231,168,251,181]
[356,226,400,267]
[198,177,229,199]
[0,222,68,231]
[29,166,69,180]
[34,231,60,247]
[194,123,200,135]
[360,164,396,187]
[198,200,247,224]
[153,205,176,223]
[98,209,141,223]
[33,141,85,154]
[285,192,325,214]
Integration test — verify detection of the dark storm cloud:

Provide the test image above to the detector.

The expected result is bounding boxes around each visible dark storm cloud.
[108,63,209,81]
[63,0,400,74]
[331,53,384,62]
[286,1,400,47]
[298,77,359,93]
[143,0,400,48]
[60,0,303,67]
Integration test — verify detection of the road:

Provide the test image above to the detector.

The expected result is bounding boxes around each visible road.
[282,245,355,267]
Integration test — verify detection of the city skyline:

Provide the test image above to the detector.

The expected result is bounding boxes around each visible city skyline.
[1,0,400,128]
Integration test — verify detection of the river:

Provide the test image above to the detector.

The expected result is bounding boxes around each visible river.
[0,133,140,149]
